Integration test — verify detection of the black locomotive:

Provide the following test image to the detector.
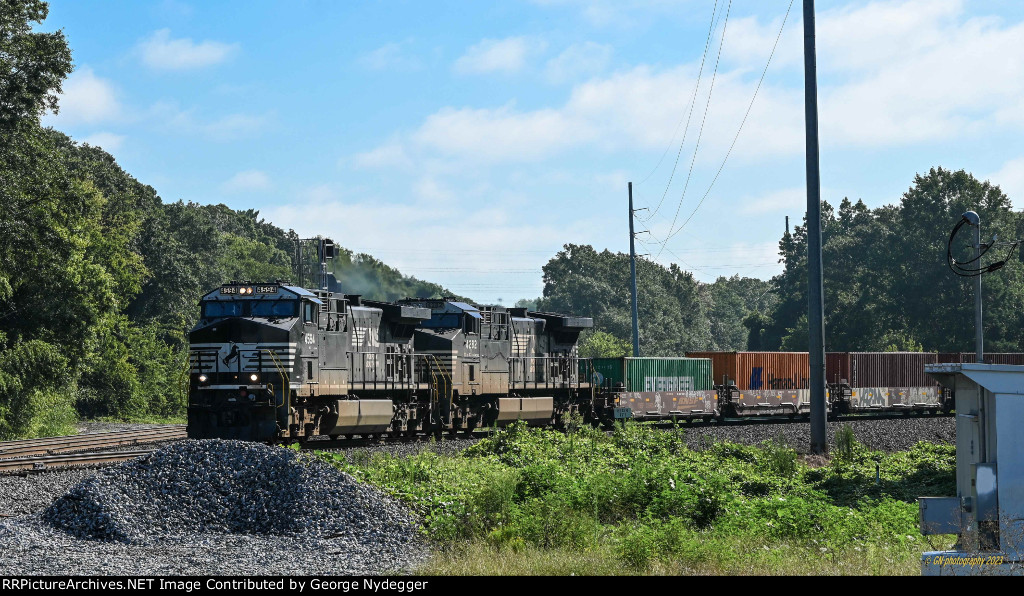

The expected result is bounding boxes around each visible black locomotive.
[186,281,593,442]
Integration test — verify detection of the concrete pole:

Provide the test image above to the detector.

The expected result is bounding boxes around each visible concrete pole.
[803,0,828,454]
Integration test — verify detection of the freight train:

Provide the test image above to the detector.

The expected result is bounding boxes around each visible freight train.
[186,281,593,442]
[186,281,1020,441]
[590,351,1024,426]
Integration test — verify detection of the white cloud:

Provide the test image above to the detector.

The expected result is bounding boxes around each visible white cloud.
[719,14,801,70]
[989,157,1024,207]
[414,177,454,202]
[259,196,596,301]
[78,132,126,152]
[149,101,269,141]
[157,0,193,18]
[411,102,592,162]
[454,36,544,74]
[222,170,271,193]
[358,0,1024,172]
[594,170,629,192]
[357,41,422,71]
[544,42,613,84]
[139,29,238,70]
[46,67,121,126]
[351,142,412,169]
[739,187,806,216]
[529,0,691,28]
[357,63,802,167]
[724,0,1024,148]
[203,113,268,141]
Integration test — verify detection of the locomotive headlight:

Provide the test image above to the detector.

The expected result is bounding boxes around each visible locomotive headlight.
[198,374,208,383]
[249,373,259,382]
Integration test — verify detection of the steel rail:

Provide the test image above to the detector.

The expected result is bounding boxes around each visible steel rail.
[0,450,156,473]
[0,425,184,447]
[0,427,186,458]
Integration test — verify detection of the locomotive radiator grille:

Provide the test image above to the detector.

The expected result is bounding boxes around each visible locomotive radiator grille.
[189,342,298,375]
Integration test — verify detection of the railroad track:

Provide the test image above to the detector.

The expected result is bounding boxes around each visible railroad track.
[295,410,955,451]
[0,450,157,473]
[0,426,185,459]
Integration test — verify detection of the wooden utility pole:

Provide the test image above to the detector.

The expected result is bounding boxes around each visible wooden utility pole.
[628,182,641,357]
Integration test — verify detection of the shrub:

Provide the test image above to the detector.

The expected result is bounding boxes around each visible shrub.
[835,424,857,461]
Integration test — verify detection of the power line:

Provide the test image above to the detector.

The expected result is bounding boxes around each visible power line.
[638,0,721,210]
[656,0,732,260]
[657,0,796,248]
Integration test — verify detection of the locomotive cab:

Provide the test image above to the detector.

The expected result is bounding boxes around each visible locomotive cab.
[187,282,318,441]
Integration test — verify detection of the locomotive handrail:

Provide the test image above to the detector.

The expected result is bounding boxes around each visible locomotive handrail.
[263,349,289,408]
[508,355,584,390]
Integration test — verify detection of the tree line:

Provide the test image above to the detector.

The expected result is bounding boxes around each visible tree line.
[536,167,1022,358]
[0,1,460,438]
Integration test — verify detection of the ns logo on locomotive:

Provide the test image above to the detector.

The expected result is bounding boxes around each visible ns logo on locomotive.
[186,272,594,442]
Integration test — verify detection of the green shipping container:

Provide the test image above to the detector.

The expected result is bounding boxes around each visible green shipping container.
[588,357,713,391]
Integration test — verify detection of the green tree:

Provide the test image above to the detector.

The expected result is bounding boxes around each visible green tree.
[762,168,1024,352]
[705,275,778,350]
[578,330,632,358]
[538,244,712,355]
[0,0,72,125]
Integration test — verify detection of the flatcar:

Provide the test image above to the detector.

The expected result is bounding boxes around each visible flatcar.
[588,350,997,425]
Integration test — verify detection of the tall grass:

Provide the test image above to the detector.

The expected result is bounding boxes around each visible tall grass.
[319,421,956,575]
[835,424,857,461]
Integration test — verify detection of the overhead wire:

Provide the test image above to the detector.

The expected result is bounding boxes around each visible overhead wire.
[638,0,722,215]
[946,217,1020,277]
[657,0,796,248]
[655,0,732,260]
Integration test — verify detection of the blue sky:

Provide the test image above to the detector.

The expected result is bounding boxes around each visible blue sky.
[40,0,1024,304]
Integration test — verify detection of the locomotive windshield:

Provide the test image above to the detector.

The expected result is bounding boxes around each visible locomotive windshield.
[203,301,244,318]
[251,300,298,318]
[201,300,298,319]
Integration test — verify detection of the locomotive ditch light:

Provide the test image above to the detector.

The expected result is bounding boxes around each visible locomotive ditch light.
[198,374,208,383]
[249,373,259,382]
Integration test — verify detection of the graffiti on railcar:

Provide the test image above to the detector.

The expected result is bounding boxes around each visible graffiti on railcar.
[615,391,717,416]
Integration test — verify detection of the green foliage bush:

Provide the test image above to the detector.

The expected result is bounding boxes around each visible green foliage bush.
[0,340,77,439]
[325,422,956,574]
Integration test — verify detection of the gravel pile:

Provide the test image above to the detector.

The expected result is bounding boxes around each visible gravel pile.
[0,440,426,575]
[0,469,95,516]
[682,416,955,454]
[0,521,427,575]
[42,439,420,545]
